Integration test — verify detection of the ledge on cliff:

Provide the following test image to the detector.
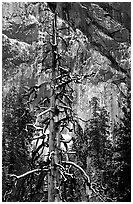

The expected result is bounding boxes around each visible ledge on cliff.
[2,34,35,66]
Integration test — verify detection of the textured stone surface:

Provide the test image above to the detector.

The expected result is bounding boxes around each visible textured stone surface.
[2,2,130,129]
[2,2,39,44]
[2,34,34,64]
[56,2,130,75]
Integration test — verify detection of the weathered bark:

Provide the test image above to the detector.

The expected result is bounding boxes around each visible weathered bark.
[48,12,60,202]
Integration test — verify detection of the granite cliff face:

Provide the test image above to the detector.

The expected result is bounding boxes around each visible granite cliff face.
[2,2,130,130]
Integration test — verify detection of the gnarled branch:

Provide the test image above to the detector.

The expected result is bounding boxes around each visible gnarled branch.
[62,161,91,184]
[9,168,48,179]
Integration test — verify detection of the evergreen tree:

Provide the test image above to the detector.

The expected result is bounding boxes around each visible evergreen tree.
[2,86,34,201]
[84,97,113,201]
[86,97,111,170]
[72,97,113,201]
[112,90,131,201]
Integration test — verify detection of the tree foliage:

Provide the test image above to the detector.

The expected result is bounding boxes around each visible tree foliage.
[111,90,131,201]
[2,87,34,201]
[72,97,114,201]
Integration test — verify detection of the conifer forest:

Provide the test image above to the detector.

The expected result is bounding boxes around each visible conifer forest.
[2,2,131,202]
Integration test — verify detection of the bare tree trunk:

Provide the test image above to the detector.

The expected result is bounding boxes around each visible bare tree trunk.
[48,12,60,202]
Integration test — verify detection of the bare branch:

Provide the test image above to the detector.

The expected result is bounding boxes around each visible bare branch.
[66,151,76,154]
[49,41,57,47]
[74,116,90,123]
[62,161,91,184]
[58,97,70,107]
[37,107,51,117]
[56,79,72,88]
[57,26,70,31]
[57,35,68,49]
[90,186,106,202]
[55,74,71,83]
[45,30,53,37]
[49,151,55,160]
[59,66,69,72]
[32,140,49,161]
[43,120,50,133]
[26,123,44,133]
[55,163,65,171]
[113,164,123,175]
[58,169,67,182]
[60,137,73,143]
[32,134,47,140]
[62,125,73,132]
[66,83,74,92]
[64,93,73,103]
[58,105,72,111]
[9,168,48,179]
[64,172,73,178]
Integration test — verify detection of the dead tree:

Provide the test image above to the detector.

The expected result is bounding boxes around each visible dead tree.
[8,3,114,202]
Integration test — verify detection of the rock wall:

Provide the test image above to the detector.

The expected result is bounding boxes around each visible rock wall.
[2,2,130,130]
